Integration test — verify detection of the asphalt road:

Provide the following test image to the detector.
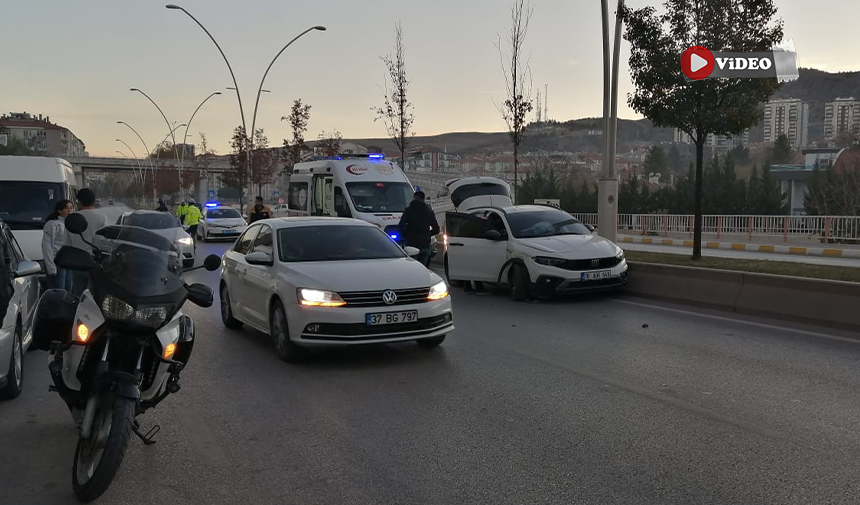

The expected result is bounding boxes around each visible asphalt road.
[624,240,860,268]
[2,241,860,504]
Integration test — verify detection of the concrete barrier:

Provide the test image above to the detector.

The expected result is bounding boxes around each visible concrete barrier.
[626,262,860,332]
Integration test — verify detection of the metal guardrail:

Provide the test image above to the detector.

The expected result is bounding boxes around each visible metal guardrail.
[570,213,860,244]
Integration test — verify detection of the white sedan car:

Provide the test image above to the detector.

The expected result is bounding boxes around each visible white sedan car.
[0,219,41,400]
[116,211,195,267]
[198,205,247,242]
[220,218,454,362]
[444,205,628,300]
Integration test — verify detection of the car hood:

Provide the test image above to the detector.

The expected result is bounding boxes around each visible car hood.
[207,218,246,227]
[518,234,619,257]
[147,228,189,243]
[282,257,443,292]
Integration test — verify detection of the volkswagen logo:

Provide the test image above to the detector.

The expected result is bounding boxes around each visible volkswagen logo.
[382,290,398,305]
[591,259,600,268]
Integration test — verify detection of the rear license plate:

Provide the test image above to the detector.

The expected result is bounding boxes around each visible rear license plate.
[581,270,611,281]
[366,310,418,326]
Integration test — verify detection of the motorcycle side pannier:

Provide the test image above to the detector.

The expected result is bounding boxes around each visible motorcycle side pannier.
[32,289,79,351]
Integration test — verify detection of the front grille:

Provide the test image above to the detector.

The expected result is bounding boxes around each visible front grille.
[302,313,453,341]
[338,287,431,307]
[557,256,621,271]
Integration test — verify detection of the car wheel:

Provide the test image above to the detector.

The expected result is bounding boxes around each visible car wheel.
[0,324,24,400]
[270,301,306,363]
[220,284,243,329]
[510,264,530,302]
[416,334,445,348]
[444,255,463,288]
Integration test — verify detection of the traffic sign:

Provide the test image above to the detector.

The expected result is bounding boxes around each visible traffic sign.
[208,189,216,198]
[273,190,280,198]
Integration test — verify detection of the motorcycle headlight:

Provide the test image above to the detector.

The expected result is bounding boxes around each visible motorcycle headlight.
[297,288,346,307]
[177,237,193,246]
[533,256,567,267]
[427,281,449,301]
[101,295,170,328]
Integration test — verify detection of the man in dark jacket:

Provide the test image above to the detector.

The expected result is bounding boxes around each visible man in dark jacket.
[397,191,439,267]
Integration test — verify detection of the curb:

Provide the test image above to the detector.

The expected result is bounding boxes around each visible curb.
[619,235,860,259]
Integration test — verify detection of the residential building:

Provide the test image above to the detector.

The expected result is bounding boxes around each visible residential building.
[763,98,809,148]
[769,147,844,216]
[824,97,860,139]
[673,129,749,150]
[406,146,457,173]
[0,112,86,156]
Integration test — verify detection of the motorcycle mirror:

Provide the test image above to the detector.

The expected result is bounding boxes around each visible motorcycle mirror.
[186,283,214,308]
[203,254,221,271]
[55,246,98,271]
[65,213,89,235]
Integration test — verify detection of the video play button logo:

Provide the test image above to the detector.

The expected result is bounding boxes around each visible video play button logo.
[681,46,715,80]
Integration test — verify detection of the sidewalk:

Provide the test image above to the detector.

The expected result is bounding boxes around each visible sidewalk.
[618,234,860,259]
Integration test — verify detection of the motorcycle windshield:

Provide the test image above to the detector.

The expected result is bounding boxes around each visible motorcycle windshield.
[95,225,184,299]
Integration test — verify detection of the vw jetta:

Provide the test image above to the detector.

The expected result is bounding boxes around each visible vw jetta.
[220,218,453,362]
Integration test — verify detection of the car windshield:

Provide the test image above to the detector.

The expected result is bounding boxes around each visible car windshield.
[278,225,406,262]
[345,182,413,213]
[122,212,180,230]
[506,209,592,238]
[451,182,510,208]
[0,181,65,230]
[207,209,241,219]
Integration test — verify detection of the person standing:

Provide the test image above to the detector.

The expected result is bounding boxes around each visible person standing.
[248,196,273,224]
[156,199,169,212]
[67,189,107,296]
[41,199,74,291]
[183,201,202,248]
[175,201,188,226]
[397,191,439,267]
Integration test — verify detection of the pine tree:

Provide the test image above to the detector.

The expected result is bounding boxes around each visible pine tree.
[759,165,787,214]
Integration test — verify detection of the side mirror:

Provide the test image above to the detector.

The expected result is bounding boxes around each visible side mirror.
[65,213,89,235]
[186,283,214,308]
[484,229,504,241]
[585,224,595,233]
[404,246,420,257]
[14,260,42,278]
[55,246,98,271]
[203,254,221,271]
[245,251,273,266]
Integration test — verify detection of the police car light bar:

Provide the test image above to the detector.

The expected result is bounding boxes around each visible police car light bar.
[205,202,218,208]
[368,153,384,159]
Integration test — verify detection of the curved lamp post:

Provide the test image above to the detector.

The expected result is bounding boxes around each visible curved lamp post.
[117,121,156,205]
[179,91,221,199]
[166,3,325,210]
[130,88,180,161]
[115,139,144,183]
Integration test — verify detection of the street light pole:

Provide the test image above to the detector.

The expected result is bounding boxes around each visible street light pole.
[118,121,156,206]
[115,140,144,183]
[597,0,624,242]
[153,124,186,203]
[130,88,181,161]
[180,91,221,202]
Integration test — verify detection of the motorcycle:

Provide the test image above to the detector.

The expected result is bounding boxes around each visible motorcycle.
[31,213,221,502]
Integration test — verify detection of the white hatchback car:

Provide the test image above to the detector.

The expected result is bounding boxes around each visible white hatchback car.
[219,218,454,362]
[444,205,628,300]
[116,211,195,267]
[197,205,247,242]
[0,220,41,400]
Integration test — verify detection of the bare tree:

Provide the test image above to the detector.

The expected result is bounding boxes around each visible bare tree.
[373,21,415,168]
[281,99,312,173]
[317,130,342,157]
[496,0,534,203]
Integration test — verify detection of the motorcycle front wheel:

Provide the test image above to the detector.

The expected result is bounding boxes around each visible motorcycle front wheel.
[72,394,135,503]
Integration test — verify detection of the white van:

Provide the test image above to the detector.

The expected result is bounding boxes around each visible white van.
[441,176,513,211]
[0,156,79,262]
[287,155,416,234]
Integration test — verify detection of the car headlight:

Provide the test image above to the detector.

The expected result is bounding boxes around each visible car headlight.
[101,294,170,328]
[297,288,346,307]
[616,248,625,260]
[427,281,449,300]
[177,237,193,246]
[533,256,567,267]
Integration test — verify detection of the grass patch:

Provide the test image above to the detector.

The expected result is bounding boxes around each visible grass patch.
[625,250,860,283]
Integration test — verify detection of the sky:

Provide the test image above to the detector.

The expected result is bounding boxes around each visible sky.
[2,0,858,157]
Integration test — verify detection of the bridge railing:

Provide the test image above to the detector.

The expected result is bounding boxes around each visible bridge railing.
[569,213,860,244]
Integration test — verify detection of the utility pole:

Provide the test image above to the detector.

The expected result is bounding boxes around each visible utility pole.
[598,0,623,242]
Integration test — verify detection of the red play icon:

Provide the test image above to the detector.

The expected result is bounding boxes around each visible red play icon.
[681,46,715,80]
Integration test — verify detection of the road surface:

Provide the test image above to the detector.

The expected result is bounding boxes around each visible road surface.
[624,240,860,268]
[2,241,860,504]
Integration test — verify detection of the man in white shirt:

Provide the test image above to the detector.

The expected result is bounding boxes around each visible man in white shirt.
[67,188,106,296]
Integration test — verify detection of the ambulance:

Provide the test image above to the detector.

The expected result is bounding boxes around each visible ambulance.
[286,154,437,255]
